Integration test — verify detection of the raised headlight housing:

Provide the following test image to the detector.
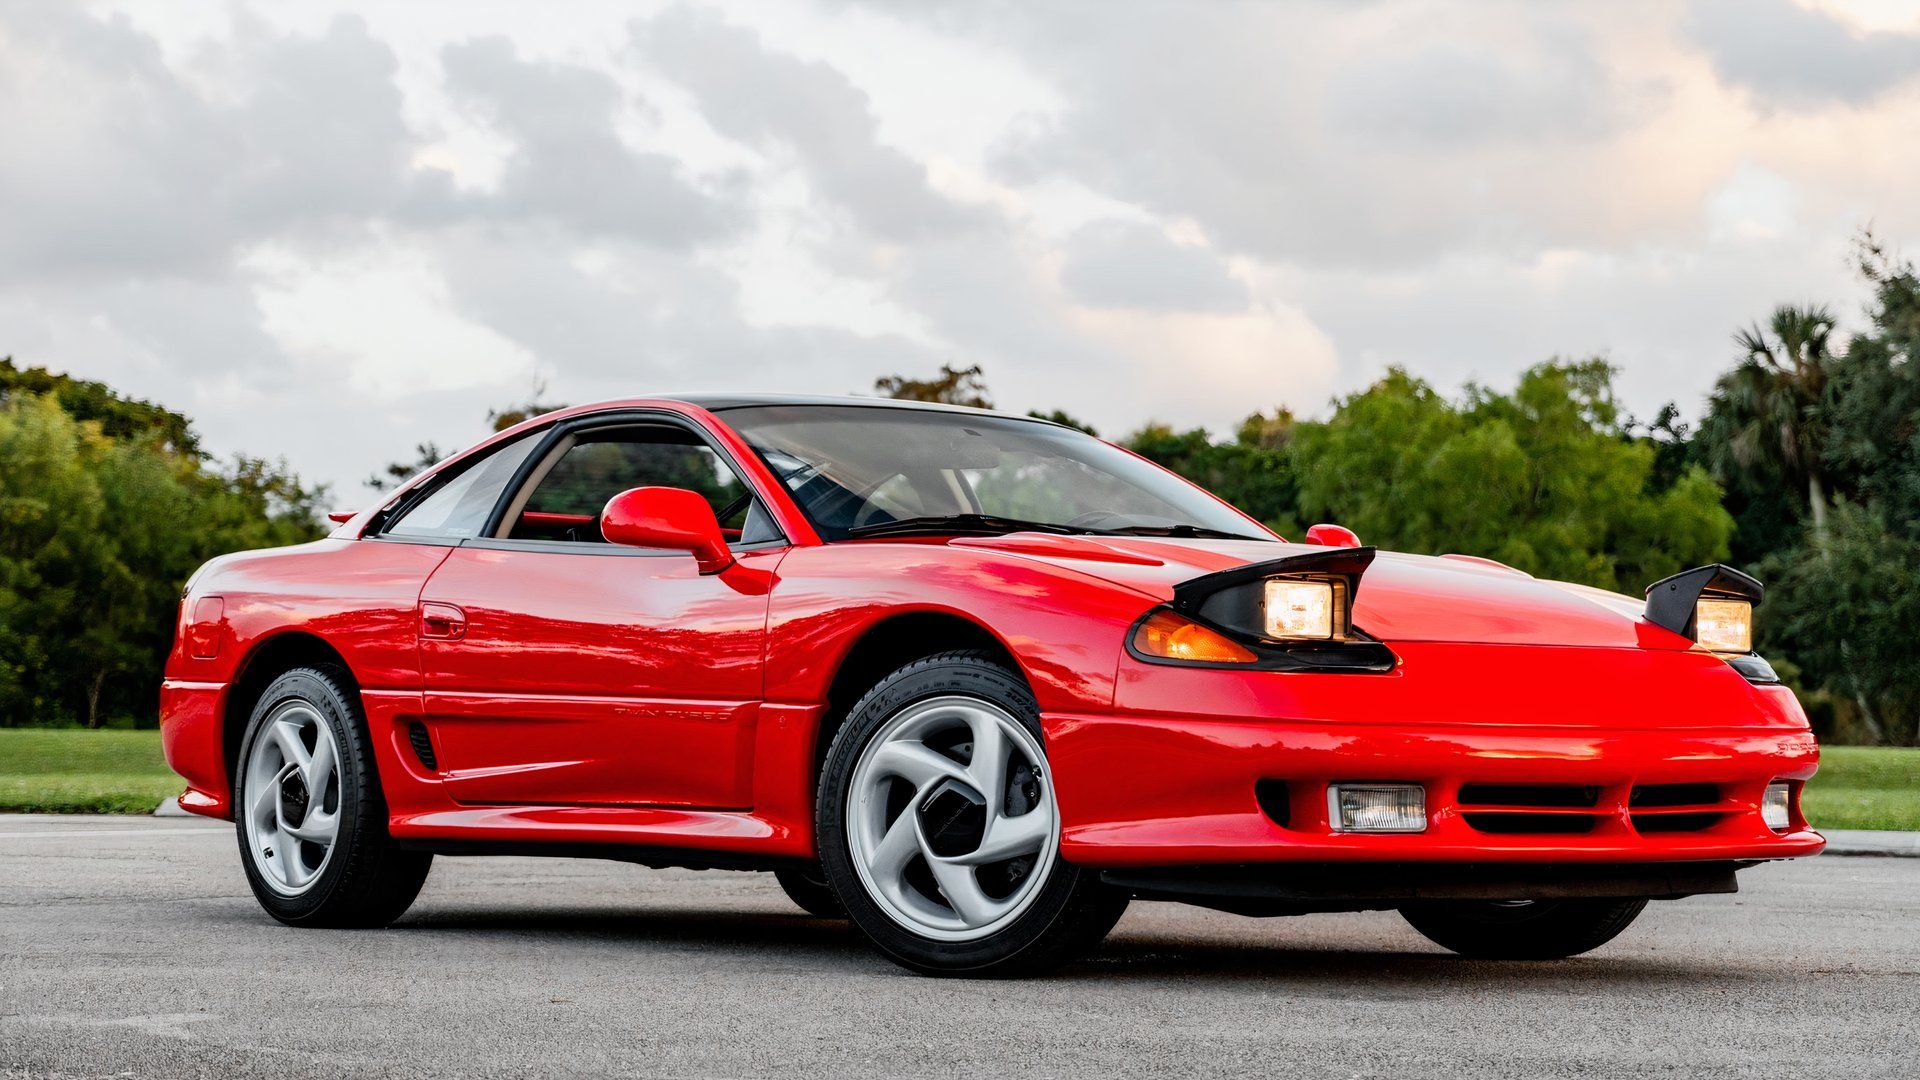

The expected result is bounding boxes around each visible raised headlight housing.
[1127,546,1394,673]
[1644,564,1767,672]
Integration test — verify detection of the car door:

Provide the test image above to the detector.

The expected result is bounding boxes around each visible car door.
[416,412,785,809]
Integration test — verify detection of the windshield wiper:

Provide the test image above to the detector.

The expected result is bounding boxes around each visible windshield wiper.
[845,514,1092,539]
[1092,523,1270,541]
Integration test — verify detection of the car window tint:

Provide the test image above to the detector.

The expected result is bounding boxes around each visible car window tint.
[509,424,775,545]
[384,432,541,541]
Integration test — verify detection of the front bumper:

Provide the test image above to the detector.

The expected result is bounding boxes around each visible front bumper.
[1045,714,1822,866]
[1045,642,1824,868]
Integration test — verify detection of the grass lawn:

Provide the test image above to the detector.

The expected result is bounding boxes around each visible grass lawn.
[1800,745,1920,832]
[0,729,185,814]
[1,729,1916,828]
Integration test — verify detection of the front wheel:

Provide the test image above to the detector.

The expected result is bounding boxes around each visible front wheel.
[235,665,432,928]
[1400,898,1649,960]
[816,652,1127,977]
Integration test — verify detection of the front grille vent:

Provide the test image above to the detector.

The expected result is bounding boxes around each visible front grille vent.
[1448,780,1734,837]
[1628,783,1724,833]
[1457,783,1600,835]
[407,721,439,772]
[1458,784,1599,808]
[1629,783,1720,808]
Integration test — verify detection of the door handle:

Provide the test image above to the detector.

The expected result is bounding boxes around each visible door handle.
[419,602,467,641]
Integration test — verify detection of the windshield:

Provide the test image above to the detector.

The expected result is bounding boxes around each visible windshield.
[719,405,1273,542]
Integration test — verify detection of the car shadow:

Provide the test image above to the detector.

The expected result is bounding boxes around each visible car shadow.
[360,904,1759,988]
[387,904,877,969]
[1070,935,1757,988]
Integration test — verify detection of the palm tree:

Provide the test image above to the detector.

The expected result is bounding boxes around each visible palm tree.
[1712,304,1837,537]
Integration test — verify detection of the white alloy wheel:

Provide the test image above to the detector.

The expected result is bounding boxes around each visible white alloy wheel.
[844,694,1060,942]
[242,699,342,895]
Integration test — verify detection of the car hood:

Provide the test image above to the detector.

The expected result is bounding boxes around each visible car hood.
[949,534,1689,650]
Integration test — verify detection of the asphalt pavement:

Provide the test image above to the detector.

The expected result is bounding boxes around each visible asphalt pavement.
[2,814,1915,1079]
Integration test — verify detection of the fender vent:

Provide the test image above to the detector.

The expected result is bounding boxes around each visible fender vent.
[407,722,439,772]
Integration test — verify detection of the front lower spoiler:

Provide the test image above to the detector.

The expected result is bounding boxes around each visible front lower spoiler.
[1103,860,1748,917]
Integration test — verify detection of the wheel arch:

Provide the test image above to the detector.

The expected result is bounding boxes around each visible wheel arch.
[222,631,359,791]
[812,609,1026,779]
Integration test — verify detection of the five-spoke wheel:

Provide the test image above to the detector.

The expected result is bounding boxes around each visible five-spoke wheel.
[846,695,1058,941]
[817,651,1128,975]
[243,699,342,895]
[234,666,432,927]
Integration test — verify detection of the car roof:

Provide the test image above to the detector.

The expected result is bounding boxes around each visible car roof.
[658,392,1016,418]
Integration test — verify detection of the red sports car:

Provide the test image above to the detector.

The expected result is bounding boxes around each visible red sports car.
[160,396,1823,975]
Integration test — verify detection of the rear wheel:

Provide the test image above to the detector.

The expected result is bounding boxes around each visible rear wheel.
[775,867,845,918]
[235,666,432,928]
[1400,898,1648,959]
[816,651,1128,976]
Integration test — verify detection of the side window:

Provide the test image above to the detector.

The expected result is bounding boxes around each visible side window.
[383,432,541,541]
[503,424,779,546]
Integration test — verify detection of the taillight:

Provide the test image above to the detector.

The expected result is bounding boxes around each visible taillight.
[185,596,224,659]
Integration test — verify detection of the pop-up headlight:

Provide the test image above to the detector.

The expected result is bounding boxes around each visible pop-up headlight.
[1263,579,1335,640]
[1694,598,1753,655]
[1127,546,1394,673]
[1645,564,1764,660]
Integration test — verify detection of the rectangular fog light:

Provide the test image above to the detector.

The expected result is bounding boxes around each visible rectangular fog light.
[1762,782,1793,831]
[1328,783,1427,833]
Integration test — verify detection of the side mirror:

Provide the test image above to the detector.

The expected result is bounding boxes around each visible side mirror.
[1304,523,1361,548]
[601,487,734,575]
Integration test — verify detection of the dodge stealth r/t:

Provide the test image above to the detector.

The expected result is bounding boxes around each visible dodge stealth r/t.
[160,396,1823,975]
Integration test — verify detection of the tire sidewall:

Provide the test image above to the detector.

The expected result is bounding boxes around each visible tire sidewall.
[816,654,1096,975]
[234,667,372,924]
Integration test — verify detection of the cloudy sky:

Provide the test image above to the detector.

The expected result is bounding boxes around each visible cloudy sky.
[4,0,1919,497]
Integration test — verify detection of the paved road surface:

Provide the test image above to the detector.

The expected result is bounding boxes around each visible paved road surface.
[3,815,1915,1078]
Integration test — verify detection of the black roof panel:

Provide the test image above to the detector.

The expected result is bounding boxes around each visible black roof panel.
[662,392,1014,417]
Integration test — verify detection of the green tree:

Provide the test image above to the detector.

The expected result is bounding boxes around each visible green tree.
[1744,237,1920,744]
[876,363,992,408]
[1761,504,1920,745]
[1290,361,1730,592]
[1126,415,1299,535]
[1,356,199,456]
[1695,305,1838,556]
[0,386,325,727]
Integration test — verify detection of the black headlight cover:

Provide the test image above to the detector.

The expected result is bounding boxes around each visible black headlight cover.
[1642,563,1762,642]
[1135,546,1396,673]
[1643,563,1777,683]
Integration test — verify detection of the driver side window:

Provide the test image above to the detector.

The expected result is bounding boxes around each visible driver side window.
[501,423,778,546]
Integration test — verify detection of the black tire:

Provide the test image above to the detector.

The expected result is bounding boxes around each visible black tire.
[233,665,432,928]
[816,651,1128,977]
[774,867,846,918]
[1400,898,1649,960]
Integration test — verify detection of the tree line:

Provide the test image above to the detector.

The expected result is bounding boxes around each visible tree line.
[0,361,326,727]
[2,238,1916,741]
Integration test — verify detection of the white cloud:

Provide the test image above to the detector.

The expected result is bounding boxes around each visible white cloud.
[1,0,1917,497]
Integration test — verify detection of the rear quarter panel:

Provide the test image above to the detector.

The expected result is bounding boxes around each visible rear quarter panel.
[161,538,452,815]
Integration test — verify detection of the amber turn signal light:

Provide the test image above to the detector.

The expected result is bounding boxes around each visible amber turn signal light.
[1132,610,1259,664]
